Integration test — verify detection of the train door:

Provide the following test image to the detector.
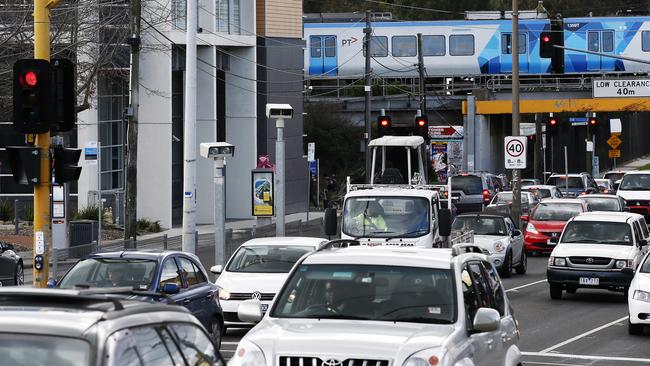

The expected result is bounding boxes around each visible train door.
[587,30,615,71]
[309,35,338,76]
[500,32,529,73]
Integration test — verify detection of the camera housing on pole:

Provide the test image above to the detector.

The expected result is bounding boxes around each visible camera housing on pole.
[199,142,234,270]
[266,103,293,237]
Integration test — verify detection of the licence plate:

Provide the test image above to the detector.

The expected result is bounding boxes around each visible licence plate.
[260,304,268,313]
[579,277,599,286]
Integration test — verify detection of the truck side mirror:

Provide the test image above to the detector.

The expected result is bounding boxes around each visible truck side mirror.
[324,208,338,237]
[439,208,452,237]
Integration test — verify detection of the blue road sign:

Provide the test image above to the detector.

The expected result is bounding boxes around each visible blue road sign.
[570,117,588,126]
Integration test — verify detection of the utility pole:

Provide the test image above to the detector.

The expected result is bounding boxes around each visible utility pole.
[182,0,198,253]
[124,0,141,243]
[364,10,372,183]
[511,0,522,229]
[534,113,542,180]
[32,0,58,288]
[586,125,592,174]
[417,33,426,115]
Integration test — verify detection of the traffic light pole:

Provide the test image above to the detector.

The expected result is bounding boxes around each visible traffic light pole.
[33,0,59,288]
[511,0,522,229]
[364,10,372,183]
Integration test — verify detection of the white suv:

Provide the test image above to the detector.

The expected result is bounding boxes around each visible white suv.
[229,242,522,366]
[547,212,650,300]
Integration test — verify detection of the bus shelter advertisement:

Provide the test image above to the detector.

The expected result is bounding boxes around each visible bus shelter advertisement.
[429,126,463,182]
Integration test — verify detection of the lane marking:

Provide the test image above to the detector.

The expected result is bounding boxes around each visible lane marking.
[222,341,240,345]
[523,352,650,363]
[506,279,547,293]
[538,316,629,353]
[523,361,588,366]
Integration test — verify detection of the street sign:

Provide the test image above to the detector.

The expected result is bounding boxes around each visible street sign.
[609,149,621,158]
[504,136,527,169]
[610,118,622,134]
[84,141,98,165]
[594,78,650,98]
[569,117,588,126]
[307,142,315,162]
[607,134,622,149]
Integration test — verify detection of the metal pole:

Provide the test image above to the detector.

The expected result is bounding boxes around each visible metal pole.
[551,136,555,173]
[364,10,372,183]
[276,119,285,236]
[97,142,102,247]
[14,199,19,235]
[182,0,198,253]
[565,146,569,193]
[534,113,541,180]
[316,159,320,209]
[124,0,140,240]
[511,0,522,229]
[306,160,310,223]
[586,125,592,175]
[417,33,426,115]
[214,158,226,268]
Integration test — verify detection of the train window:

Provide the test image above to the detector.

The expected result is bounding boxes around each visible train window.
[501,33,526,54]
[602,31,614,52]
[423,35,445,56]
[364,36,388,57]
[324,36,336,57]
[588,32,600,52]
[450,35,474,56]
[643,31,650,52]
[392,36,417,57]
[310,36,321,58]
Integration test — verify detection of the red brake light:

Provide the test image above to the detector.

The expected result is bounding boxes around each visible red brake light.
[483,189,491,202]
[22,71,38,87]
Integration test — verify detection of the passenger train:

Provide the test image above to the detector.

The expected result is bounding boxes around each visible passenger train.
[304,16,650,78]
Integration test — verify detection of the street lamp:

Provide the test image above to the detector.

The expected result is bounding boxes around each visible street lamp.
[266,103,293,236]
[199,142,234,269]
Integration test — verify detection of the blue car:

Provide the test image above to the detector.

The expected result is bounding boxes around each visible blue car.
[54,250,224,348]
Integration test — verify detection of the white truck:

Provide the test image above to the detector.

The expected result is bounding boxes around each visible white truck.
[325,136,469,248]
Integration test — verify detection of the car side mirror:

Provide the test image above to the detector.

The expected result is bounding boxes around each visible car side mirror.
[210,265,223,274]
[324,208,338,238]
[162,283,180,295]
[512,229,522,238]
[472,307,501,333]
[621,267,635,276]
[439,208,452,237]
[238,299,263,323]
[639,239,648,248]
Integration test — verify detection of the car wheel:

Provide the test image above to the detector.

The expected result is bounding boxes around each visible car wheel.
[210,319,223,350]
[629,320,644,335]
[515,249,527,275]
[13,261,24,286]
[549,283,563,300]
[499,251,512,278]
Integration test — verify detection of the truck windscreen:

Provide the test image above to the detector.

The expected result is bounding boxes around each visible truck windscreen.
[342,196,430,238]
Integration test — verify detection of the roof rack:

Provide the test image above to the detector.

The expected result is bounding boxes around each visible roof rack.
[451,244,488,256]
[317,239,361,251]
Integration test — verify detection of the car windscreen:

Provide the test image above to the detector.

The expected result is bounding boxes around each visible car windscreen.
[492,192,529,204]
[57,258,157,290]
[0,333,89,366]
[226,245,314,273]
[524,188,551,198]
[531,203,583,221]
[452,216,507,236]
[580,197,620,212]
[546,177,584,189]
[561,221,633,246]
[641,255,650,273]
[451,175,483,195]
[342,196,430,239]
[619,174,650,191]
[271,264,456,324]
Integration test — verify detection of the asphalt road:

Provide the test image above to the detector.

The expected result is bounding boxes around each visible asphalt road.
[220,256,650,365]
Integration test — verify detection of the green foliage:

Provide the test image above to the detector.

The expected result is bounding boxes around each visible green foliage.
[304,103,365,181]
[73,205,100,221]
[137,218,162,233]
[0,200,12,222]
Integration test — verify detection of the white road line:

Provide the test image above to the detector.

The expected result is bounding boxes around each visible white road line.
[505,279,547,293]
[222,341,240,345]
[538,315,629,353]
[523,361,588,366]
[522,352,650,363]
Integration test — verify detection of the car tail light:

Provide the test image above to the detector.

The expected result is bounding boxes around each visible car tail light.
[483,189,491,203]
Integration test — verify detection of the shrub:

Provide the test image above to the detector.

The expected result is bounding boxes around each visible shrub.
[0,200,13,222]
[137,218,162,233]
[73,205,100,221]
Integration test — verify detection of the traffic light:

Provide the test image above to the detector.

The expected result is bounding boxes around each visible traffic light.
[5,147,41,185]
[50,59,76,133]
[52,147,82,183]
[377,115,392,137]
[13,59,52,133]
[539,31,554,58]
[547,116,558,136]
[414,115,428,138]
[588,116,598,126]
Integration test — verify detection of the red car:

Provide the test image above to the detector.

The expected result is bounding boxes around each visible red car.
[523,199,589,254]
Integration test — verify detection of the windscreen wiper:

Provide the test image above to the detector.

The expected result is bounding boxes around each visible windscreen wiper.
[385,229,428,242]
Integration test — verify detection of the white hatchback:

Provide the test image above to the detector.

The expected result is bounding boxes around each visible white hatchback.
[628,252,650,335]
[212,237,326,330]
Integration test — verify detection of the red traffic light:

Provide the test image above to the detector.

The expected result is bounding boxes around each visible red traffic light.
[542,35,551,43]
[549,118,557,126]
[417,118,426,127]
[589,117,597,126]
[21,71,38,87]
[380,118,390,127]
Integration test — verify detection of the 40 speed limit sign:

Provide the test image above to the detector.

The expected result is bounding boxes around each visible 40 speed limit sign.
[504,136,527,169]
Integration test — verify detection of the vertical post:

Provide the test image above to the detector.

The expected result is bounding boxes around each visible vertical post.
[417,33,426,115]
[182,0,198,254]
[464,96,476,172]
[551,136,555,173]
[97,142,102,247]
[125,0,141,241]
[163,234,168,250]
[306,160,310,223]
[214,159,226,269]
[364,10,372,183]
[534,113,542,180]
[316,159,320,210]
[276,119,285,236]
[14,199,19,235]
[511,0,522,229]
[586,126,592,175]
[32,0,53,287]
[564,146,569,193]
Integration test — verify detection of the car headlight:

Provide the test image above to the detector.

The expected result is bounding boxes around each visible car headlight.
[615,259,634,269]
[615,260,626,269]
[493,241,505,253]
[228,339,267,366]
[526,222,538,234]
[218,288,231,300]
[633,290,650,303]
[549,257,566,266]
[403,349,447,366]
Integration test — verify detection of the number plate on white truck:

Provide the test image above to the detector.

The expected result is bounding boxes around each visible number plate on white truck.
[579,277,599,286]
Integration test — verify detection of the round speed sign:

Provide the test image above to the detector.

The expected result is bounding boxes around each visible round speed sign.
[504,136,527,169]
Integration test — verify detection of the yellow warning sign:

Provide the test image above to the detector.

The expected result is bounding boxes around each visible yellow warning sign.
[609,149,621,158]
[607,134,622,149]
